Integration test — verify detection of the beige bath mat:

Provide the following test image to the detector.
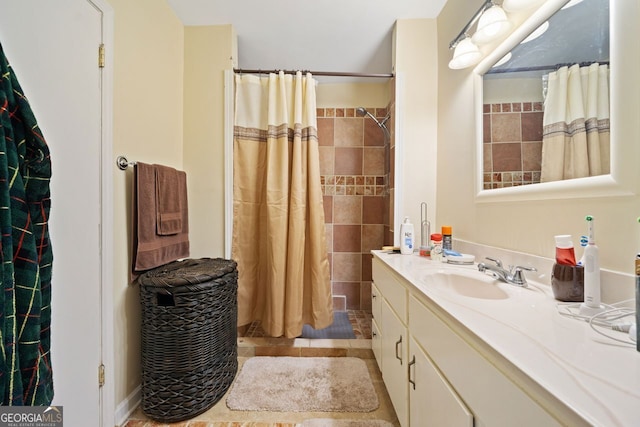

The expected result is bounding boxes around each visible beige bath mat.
[226,357,379,412]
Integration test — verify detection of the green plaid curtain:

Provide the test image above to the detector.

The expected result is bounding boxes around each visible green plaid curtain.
[0,42,54,405]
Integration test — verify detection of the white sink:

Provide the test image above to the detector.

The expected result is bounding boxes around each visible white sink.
[419,269,509,300]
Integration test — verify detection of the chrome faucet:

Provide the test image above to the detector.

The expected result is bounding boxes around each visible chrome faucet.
[477,257,537,287]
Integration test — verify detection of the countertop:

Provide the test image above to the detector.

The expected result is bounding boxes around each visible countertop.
[372,250,640,427]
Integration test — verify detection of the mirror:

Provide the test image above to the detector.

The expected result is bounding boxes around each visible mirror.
[482,0,609,189]
[473,0,639,202]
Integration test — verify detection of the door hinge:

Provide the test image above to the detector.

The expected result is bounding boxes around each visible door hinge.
[98,43,105,68]
[98,364,105,387]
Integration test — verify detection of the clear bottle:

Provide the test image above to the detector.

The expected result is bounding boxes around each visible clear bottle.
[430,233,443,261]
[400,217,415,255]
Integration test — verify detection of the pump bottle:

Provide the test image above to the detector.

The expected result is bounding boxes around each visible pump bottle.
[400,217,415,255]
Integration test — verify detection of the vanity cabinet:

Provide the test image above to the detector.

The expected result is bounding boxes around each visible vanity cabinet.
[373,258,470,427]
[372,257,564,427]
[372,260,409,427]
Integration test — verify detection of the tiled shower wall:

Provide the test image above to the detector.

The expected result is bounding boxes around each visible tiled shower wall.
[317,106,393,311]
[483,101,543,189]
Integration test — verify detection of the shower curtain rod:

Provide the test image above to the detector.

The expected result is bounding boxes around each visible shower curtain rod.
[233,68,394,78]
[486,61,610,75]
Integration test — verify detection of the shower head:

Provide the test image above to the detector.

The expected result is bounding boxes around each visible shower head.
[356,107,379,124]
[356,107,390,135]
[355,107,369,117]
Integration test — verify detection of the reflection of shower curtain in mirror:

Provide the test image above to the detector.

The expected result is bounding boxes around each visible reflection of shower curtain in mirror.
[232,71,333,338]
[540,63,610,182]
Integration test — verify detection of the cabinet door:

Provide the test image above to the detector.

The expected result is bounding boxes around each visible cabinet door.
[372,282,382,332]
[372,282,383,371]
[372,318,382,372]
[381,299,409,427]
[409,337,474,427]
[373,259,408,323]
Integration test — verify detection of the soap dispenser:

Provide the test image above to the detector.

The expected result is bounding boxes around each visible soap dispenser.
[400,217,415,255]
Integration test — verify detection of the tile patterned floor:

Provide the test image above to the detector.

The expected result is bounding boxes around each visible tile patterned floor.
[243,310,372,339]
[124,311,398,427]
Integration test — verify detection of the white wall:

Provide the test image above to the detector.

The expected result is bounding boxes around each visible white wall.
[484,77,543,103]
[107,0,185,412]
[393,19,439,245]
[316,83,389,108]
[183,25,237,259]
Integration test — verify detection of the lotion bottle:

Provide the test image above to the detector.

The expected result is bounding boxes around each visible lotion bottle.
[430,233,443,261]
[400,217,415,255]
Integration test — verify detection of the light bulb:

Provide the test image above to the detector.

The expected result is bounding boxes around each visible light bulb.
[472,5,513,45]
[448,38,483,70]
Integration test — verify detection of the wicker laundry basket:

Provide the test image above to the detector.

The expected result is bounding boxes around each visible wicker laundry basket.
[138,257,238,423]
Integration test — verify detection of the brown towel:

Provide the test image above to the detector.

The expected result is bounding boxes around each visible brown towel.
[132,162,189,278]
[155,164,182,235]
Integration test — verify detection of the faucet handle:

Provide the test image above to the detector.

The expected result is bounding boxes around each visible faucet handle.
[510,265,537,286]
[484,257,503,268]
[511,265,537,273]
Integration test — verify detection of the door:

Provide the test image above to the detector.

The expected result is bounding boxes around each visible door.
[0,1,107,425]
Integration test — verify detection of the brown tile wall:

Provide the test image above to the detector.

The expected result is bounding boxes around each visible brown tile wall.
[483,102,543,189]
[318,106,392,312]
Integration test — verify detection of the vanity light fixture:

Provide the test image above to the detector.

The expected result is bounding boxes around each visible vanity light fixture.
[448,37,483,69]
[472,4,513,45]
[448,0,515,70]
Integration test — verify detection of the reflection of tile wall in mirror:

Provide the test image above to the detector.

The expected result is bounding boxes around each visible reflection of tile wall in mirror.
[483,102,543,189]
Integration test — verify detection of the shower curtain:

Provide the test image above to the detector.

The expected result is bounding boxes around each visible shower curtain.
[0,43,54,405]
[232,71,333,338]
[540,63,610,182]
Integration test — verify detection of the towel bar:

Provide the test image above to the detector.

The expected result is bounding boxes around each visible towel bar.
[116,155,136,170]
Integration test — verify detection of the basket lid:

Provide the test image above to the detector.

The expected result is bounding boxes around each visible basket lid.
[138,257,237,288]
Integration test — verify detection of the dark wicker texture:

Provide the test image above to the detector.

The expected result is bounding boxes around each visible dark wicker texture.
[138,258,238,423]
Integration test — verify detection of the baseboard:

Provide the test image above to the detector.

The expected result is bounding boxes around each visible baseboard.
[115,384,141,427]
